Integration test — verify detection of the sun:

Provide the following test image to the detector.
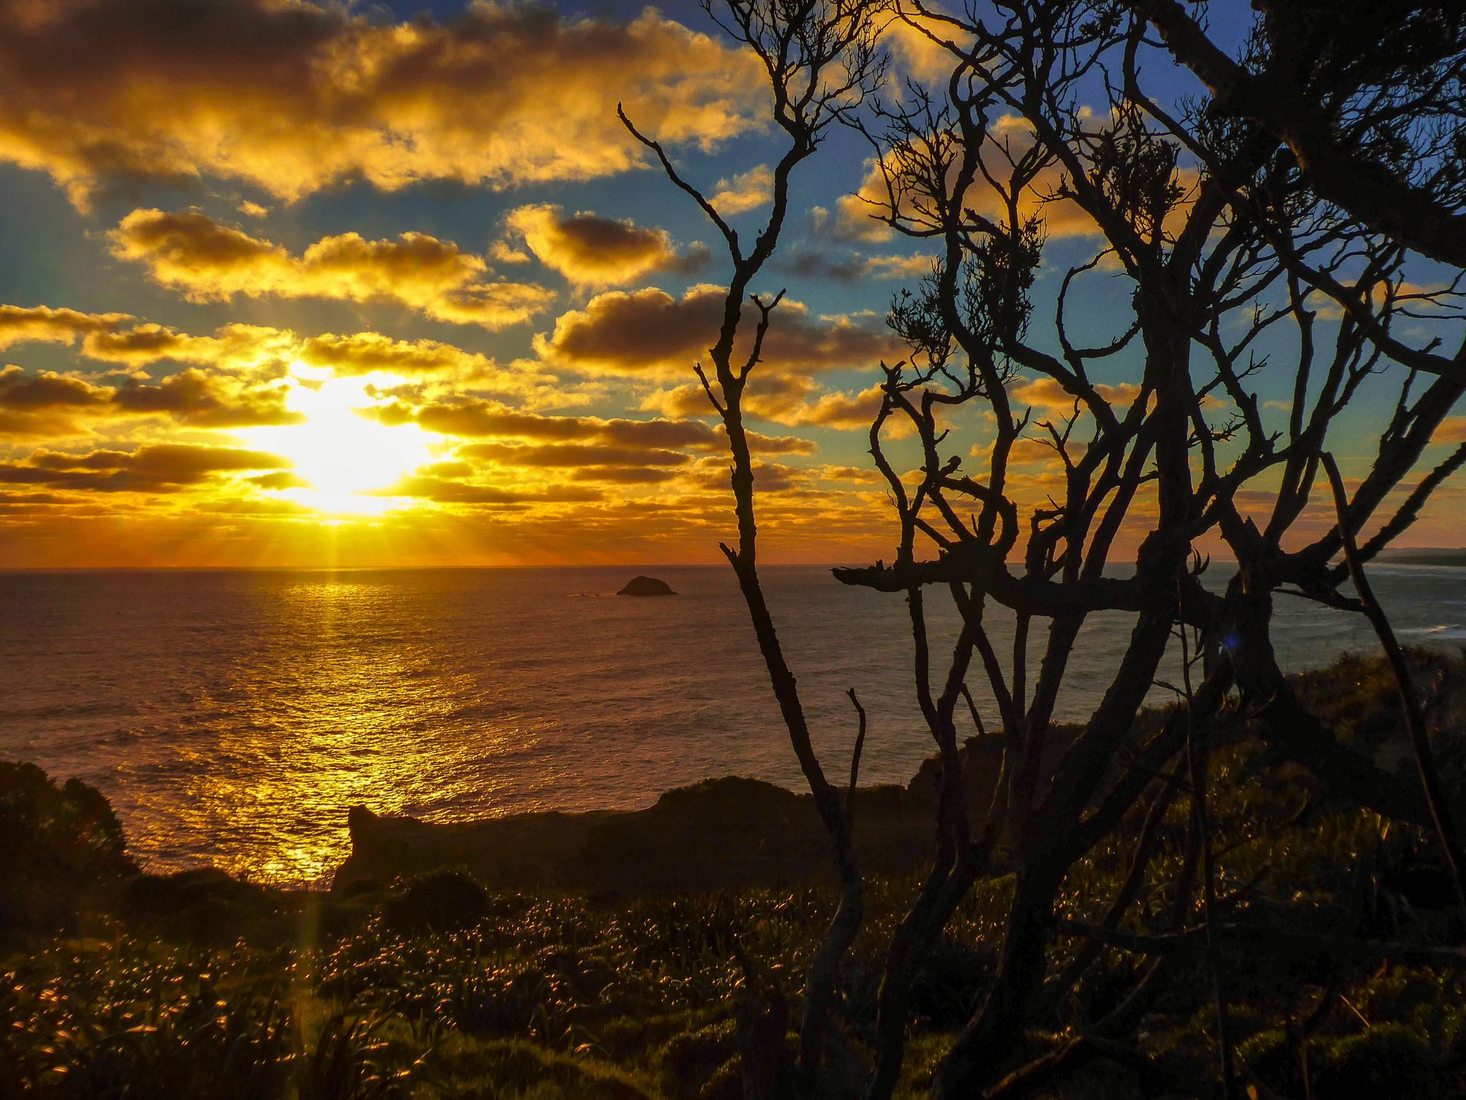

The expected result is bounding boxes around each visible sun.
[243,364,434,516]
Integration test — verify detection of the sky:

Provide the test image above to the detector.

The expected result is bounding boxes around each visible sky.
[0,0,1460,569]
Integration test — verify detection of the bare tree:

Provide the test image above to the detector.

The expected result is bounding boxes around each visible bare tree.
[1128,0,1466,271]
[621,2,889,1093]
[641,1,1466,1096]
[846,4,1466,1095]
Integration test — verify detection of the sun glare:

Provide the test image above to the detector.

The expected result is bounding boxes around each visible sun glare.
[244,365,434,516]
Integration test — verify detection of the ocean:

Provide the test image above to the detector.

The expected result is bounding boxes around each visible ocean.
[3,563,1464,886]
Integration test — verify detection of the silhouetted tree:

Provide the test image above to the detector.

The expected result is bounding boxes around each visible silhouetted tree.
[641,2,1466,1096]
[622,2,890,1093]
[1129,0,1466,270]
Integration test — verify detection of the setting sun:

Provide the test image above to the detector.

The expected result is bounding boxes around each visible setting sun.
[242,364,434,516]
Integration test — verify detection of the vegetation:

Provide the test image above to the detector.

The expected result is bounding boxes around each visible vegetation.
[617,1,1466,1093]
[6,2,1465,1096]
[4,651,1465,1097]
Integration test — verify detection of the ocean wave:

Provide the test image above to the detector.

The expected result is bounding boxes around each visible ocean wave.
[1398,624,1466,640]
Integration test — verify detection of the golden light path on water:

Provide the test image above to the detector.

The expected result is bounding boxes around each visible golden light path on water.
[168,575,530,885]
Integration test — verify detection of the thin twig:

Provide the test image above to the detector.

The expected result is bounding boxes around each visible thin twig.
[847,687,867,807]
[1179,607,1235,1099]
[1321,452,1466,918]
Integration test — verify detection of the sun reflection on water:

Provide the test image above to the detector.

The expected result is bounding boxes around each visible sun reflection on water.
[168,575,524,886]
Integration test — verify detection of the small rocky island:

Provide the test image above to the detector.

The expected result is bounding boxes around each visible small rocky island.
[617,575,676,596]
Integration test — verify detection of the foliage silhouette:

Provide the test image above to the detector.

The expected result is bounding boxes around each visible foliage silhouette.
[631,1,1466,1095]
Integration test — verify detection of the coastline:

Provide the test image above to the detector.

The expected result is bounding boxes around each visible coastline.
[5,651,1464,1098]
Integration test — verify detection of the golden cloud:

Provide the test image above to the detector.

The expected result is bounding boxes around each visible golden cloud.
[1011,375,1142,414]
[645,374,889,431]
[0,362,300,436]
[0,304,129,351]
[709,165,774,216]
[0,443,289,492]
[396,396,816,456]
[461,442,693,469]
[378,475,602,507]
[295,332,492,378]
[504,204,704,288]
[109,209,555,330]
[568,466,682,485]
[109,368,299,427]
[68,317,539,393]
[883,10,967,86]
[80,322,296,368]
[0,0,763,207]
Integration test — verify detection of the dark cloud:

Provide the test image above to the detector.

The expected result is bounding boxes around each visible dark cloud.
[569,466,681,484]
[459,442,693,468]
[380,475,603,506]
[534,284,900,377]
[399,397,816,455]
[0,365,107,410]
[505,203,706,287]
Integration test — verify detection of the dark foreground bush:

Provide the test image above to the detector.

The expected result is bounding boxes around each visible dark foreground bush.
[382,868,491,935]
[0,760,135,932]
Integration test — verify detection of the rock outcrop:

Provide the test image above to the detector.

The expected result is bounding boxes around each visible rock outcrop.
[617,575,676,596]
[334,777,929,895]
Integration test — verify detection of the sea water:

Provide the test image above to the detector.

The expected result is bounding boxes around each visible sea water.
[3,563,1463,885]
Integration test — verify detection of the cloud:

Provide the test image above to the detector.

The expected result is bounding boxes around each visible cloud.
[569,466,682,484]
[66,317,536,392]
[534,284,900,377]
[0,311,314,382]
[883,10,967,86]
[0,304,129,351]
[0,365,107,410]
[1011,375,1141,414]
[783,247,933,282]
[709,165,773,216]
[0,366,106,437]
[0,362,300,435]
[0,0,763,208]
[503,204,705,288]
[110,209,554,329]
[0,443,288,492]
[79,321,296,367]
[109,367,299,427]
[379,475,602,506]
[460,442,693,469]
[645,374,889,431]
[392,396,816,456]
[295,332,493,378]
